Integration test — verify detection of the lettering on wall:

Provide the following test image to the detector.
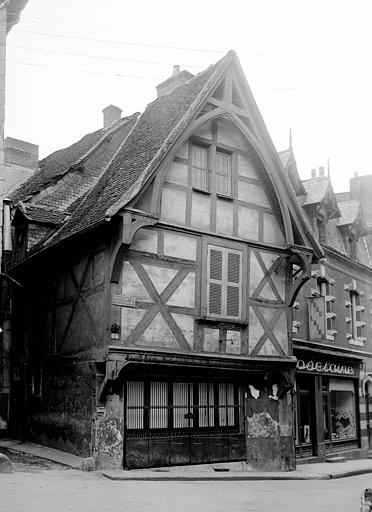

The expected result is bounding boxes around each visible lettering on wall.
[296,359,356,376]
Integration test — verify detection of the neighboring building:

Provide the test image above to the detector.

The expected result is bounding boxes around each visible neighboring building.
[7,51,324,470]
[0,0,35,432]
[281,153,372,462]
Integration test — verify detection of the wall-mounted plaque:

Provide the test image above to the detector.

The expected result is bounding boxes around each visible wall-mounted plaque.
[112,294,136,307]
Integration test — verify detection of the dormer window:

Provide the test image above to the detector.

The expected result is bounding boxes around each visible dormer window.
[348,234,357,260]
[317,218,326,245]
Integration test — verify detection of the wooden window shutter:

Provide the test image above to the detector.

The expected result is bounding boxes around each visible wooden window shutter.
[207,245,242,319]
[226,251,241,317]
[208,247,223,315]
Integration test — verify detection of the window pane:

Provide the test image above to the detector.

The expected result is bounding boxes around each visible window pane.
[150,381,168,429]
[192,146,208,190]
[216,151,231,196]
[126,381,144,429]
[331,390,356,439]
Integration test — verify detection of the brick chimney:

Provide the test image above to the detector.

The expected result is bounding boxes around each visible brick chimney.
[156,65,194,98]
[102,105,122,129]
[319,166,325,177]
[311,168,316,178]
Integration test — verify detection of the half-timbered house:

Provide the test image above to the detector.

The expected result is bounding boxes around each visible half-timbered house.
[7,51,324,470]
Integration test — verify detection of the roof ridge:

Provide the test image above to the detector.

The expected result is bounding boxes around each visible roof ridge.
[105,51,236,219]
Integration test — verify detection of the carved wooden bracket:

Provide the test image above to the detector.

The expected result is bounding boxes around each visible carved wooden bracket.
[111,211,158,283]
[97,358,130,403]
[287,247,314,307]
[121,211,158,245]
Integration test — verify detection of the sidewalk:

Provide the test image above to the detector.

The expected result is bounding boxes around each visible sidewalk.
[2,437,372,480]
[0,438,84,469]
[102,458,372,481]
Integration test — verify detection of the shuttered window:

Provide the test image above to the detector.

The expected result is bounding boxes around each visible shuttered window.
[216,150,232,196]
[192,145,208,191]
[207,245,242,319]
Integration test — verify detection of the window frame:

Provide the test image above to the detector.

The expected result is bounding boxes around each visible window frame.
[190,141,233,198]
[201,238,247,324]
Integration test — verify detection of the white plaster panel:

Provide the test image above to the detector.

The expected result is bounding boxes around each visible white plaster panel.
[249,252,264,294]
[122,262,151,302]
[177,142,188,160]
[272,311,288,354]
[226,330,241,354]
[163,231,197,260]
[217,118,247,151]
[194,121,212,140]
[204,327,220,353]
[142,265,177,295]
[165,161,188,186]
[238,154,259,179]
[216,198,234,236]
[137,313,179,348]
[238,205,258,240]
[259,282,277,301]
[257,339,278,356]
[167,272,195,308]
[120,307,146,340]
[248,307,265,354]
[191,191,210,230]
[171,313,194,349]
[161,186,187,225]
[238,181,271,208]
[131,228,157,253]
[263,213,285,246]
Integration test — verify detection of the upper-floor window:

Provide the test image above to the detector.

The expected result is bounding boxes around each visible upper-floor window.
[350,291,363,340]
[215,150,232,196]
[192,144,208,191]
[207,245,242,319]
[191,143,232,197]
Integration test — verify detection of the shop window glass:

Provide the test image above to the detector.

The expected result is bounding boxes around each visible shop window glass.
[329,379,356,440]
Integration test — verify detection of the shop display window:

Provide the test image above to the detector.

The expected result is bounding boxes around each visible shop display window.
[328,378,357,440]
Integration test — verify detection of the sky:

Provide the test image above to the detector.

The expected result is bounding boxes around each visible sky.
[5,0,372,192]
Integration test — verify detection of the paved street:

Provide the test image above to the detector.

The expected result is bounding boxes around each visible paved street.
[0,466,369,512]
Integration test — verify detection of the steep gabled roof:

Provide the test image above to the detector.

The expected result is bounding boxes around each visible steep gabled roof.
[12,50,323,263]
[337,200,361,227]
[302,176,330,206]
[45,53,232,247]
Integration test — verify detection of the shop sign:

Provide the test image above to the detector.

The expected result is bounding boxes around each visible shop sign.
[296,359,356,376]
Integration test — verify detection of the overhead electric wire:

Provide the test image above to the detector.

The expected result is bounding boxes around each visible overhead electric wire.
[12,28,372,63]
[7,59,307,90]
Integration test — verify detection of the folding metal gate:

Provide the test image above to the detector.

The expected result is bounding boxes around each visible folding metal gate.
[124,379,246,469]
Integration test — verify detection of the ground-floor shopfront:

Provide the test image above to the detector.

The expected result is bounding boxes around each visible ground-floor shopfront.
[96,350,296,470]
[294,348,362,460]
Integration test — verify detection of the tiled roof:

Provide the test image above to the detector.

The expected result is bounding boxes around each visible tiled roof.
[11,115,138,205]
[324,218,346,255]
[337,200,360,226]
[357,237,372,267]
[11,128,104,203]
[302,176,330,206]
[278,149,291,169]
[45,53,232,247]
[18,203,69,225]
